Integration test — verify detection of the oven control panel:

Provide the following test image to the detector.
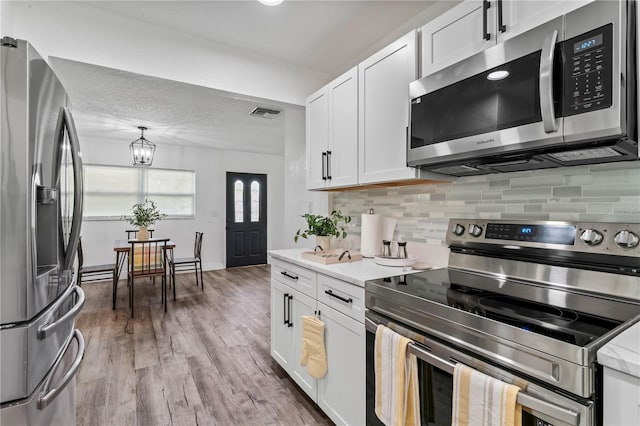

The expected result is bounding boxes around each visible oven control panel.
[446,218,640,257]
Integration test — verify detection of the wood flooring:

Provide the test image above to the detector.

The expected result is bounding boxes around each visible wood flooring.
[75,265,332,426]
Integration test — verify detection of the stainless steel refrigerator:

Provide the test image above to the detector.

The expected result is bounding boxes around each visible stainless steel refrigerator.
[1,37,85,425]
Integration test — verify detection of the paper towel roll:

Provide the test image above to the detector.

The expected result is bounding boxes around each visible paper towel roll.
[360,213,397,257]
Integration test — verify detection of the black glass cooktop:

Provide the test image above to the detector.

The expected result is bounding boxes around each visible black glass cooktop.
[368,268,637,347]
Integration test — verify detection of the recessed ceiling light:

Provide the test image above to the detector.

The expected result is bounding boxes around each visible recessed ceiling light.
[258,0,284,6]
[487,70,509,81]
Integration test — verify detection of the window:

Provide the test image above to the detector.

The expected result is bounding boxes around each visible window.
[83,165,195,218]
[250,181,260,222]
[234,180,244,223]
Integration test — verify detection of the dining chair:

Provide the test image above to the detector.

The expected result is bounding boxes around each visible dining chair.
[126,229,154,239]
[169,232,204,295]
[77,237,118,309]
[127,238,169,317]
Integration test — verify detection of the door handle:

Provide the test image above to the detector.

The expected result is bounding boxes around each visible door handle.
[324,289,353,304]
[540,29,559,133]
[283,293,289,325]
[326,150,332,180]
[497,0,506,33]
[287,295,293,327]
[280,271,299,281]
[37,329,85,409]
[37,285,85,339]
[482,0,491,41]
[321,152,327,180]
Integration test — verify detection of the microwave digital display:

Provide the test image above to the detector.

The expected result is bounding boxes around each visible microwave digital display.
[574,33,603,53]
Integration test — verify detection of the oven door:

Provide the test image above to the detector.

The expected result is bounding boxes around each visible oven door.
[408,16,564,169]
[365,314,593,426]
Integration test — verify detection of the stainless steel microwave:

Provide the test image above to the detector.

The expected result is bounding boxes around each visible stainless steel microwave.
[408,0,638,176]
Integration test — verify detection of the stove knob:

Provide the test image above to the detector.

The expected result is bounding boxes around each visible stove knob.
[614,230,640,249]
[453,224,465,236]
[468,224,483,237]
[580,229,603,246]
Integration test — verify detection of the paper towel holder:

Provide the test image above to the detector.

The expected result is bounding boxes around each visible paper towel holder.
[368,208,375,214]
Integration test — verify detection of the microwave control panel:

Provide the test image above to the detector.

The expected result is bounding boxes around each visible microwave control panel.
[563,24,613,116]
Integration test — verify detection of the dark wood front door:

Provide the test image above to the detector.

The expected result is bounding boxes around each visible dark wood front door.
[226,172,267,268]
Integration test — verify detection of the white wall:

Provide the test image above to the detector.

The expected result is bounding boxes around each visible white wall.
[5,1,327,105]
[283,108,329,250]
[79,132,286,271]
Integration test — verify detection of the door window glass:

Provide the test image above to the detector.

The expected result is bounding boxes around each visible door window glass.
[234,180,244,223]
[250,181,260,222]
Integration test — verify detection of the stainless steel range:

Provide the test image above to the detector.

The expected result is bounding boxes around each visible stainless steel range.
[365,218,640,426]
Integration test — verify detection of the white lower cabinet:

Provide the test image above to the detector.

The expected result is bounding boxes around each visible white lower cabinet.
[270,258,365,425]
[317,305,365,426]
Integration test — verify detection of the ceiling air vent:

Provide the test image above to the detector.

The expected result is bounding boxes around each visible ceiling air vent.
[250,107,281,119]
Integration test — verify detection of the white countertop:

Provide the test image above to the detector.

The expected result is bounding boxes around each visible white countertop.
[268,248,430,287]
[597,320,640,379]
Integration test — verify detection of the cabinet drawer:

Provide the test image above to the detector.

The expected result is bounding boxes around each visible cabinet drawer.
[317,274,364,323]
[271,259,317,299]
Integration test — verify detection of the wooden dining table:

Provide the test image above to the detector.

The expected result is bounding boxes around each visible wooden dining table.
[113,238,176,310]
[113,238,176,279]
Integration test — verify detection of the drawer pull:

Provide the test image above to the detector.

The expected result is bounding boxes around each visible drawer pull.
[324,289,353,304]
[281,271,299,280]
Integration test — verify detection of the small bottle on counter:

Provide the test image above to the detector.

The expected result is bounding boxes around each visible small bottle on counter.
[397,241,408,259]
[382,240,392,257]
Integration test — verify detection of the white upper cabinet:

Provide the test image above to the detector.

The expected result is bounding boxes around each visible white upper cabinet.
[305,87,329,190]
[358,30,424,185]
[420,0,494,77]
[327,67,358,188]
[421,0,594,77]
[305,67,358,190]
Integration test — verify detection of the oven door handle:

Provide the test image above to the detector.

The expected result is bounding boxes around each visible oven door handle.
[366,318,580,426]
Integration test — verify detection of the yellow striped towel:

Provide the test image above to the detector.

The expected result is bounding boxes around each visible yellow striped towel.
[375,324,421,426]
[452,364,522,426]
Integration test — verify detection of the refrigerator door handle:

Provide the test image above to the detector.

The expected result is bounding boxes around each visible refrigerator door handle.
[37,329,85,409]
[37,285,85,339]
[61,107,84,272]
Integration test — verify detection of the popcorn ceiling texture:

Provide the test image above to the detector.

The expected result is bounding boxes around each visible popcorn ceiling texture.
[331,162,640,246]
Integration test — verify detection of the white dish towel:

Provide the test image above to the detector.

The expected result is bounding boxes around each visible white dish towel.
[374,324,420,426]
[452,363,522,426]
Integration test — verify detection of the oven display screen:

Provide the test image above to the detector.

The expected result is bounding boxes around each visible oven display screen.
[574,33,603,53]
[486,223,576,245]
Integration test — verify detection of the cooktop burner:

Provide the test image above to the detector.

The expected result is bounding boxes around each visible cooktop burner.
[367,268,632,347]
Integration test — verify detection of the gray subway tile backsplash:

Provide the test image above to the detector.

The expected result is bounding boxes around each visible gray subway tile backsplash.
[331,163,640,245]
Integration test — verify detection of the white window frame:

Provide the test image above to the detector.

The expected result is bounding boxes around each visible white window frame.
[83,164,196,220]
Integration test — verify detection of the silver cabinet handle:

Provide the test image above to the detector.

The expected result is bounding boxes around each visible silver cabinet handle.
[540,30,559,133]
[37,285,85,339]
[37,329,85,409]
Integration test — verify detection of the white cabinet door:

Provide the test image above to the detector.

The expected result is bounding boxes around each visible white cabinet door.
[271,279,293,371]
[358,30,420,185]
[327,66,358,188]
[289,288,318,400]
[317,305,365,426]
[306,87,329,190]
[420,0,495,77]
[499,0,593,44]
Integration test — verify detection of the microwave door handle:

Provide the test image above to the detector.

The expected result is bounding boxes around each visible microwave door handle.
[540,29,559,133]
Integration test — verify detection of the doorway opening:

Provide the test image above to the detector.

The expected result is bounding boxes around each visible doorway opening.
[225,172,267,268]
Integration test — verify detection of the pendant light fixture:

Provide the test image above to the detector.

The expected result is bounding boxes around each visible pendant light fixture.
[129,126,155,167]
[258,0,283,6]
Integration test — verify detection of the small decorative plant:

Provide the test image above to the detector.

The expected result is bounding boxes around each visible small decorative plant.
[294,210,351,243]
[124,199,166,228]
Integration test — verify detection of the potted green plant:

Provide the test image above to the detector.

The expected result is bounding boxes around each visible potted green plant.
[294,210,351,250]
[124,199,166,240]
